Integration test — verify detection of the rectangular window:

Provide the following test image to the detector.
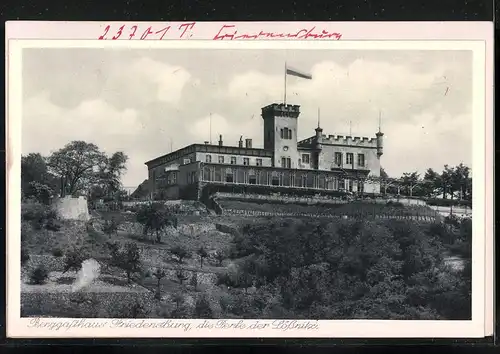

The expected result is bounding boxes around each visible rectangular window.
[334,152,343,166]
[358,154,365,167]
[243,158,249,166]
[230,156,237,165]
[172,172,177,184]
[205,155,212,163]
[281,157,291,168]
[183,158,191,165]
[346,153,354,164]
[218,156,224,164]
[347,179,353,192]
[338,178,345,190]
[280,128,292,140]
[256,158,262,166]
[302,154,310,164]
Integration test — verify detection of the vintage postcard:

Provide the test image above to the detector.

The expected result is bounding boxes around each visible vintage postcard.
[5,21,494,339]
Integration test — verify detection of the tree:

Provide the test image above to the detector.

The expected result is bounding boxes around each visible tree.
[136,203,178,243]
[400,172,421,197]
[47,141,128,198]
[176,269,189,285]
[102,218,120,237]
[110,242,142,283]
[380,167,388,179]
[214,249,227,267]
[190,271,198,291]
[152,268,166,300]
[170,245,190,264]
[197,247,208,268]
[47,141,107,197]
[422,168,441,197]
[93,152,129,202]
[451,163,471,200]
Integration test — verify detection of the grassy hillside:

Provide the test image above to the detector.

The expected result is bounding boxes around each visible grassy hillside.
[20,200,470,320]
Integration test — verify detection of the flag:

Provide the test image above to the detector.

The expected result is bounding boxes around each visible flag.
[286,67,312,80]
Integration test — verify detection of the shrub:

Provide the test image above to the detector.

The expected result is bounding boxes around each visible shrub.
[426,198,472,208]
[21,248,30,266]
[30,265,49,284]
[170,245,190,263]
[21,202,60,231]
[102,218,120,236]
[52,248,64,257]
[194,295,213,318]
[63,248,87,273]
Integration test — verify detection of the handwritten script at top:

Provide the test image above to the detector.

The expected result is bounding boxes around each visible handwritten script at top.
[97,22,342,41]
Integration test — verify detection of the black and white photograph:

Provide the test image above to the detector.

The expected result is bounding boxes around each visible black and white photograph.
[6,25,493,338]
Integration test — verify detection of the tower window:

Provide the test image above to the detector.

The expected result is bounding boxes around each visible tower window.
[206,155,212,163]
[243,158,249,165]
[302,154,310,164]
[346,153,354,164]
[218,156,225,164]
[280,127,292,140]
[256,158,263,166]
[358,154,365,167]
[230,156,237,165]
[334,152,343,166]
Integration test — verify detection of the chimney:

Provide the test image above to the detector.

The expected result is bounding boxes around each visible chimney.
[204,141,209,145]
[218,134,223,146]
[245,139,252,148]
[238,136,243,148]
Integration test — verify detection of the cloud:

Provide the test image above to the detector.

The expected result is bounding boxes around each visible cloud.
[190,113,263,147]
[21,49,472,187]
[223,58,472,177]
[22,92,145,185]
[106,57,193,107]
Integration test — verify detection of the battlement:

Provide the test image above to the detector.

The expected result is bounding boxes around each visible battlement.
[261,103,301,118]
[323,134,378,147]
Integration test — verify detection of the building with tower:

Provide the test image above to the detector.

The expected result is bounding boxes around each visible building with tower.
[145,102,384,201]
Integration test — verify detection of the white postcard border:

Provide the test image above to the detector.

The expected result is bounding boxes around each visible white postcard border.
[5,23,494,339]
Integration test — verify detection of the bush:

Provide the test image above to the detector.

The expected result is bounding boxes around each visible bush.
[30,265,49,284]
[170,245,190,263]
[426,198,472,208]
[21,202,60,230]
[21,248,30,266]
[194,296,213,318]
[52,248,64,257]
[63,248,87,273]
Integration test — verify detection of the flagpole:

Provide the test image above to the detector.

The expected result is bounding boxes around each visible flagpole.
[284,62,287,105]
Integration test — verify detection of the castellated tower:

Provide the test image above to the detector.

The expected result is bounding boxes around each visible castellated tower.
[262,103,301,168]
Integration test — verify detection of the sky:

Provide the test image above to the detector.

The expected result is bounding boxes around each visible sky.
[22,48,472,188]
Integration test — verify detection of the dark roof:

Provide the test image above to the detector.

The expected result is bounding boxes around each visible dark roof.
[145,143,273,168]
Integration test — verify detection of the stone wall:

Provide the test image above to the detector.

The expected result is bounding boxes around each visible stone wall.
[53,196,90,221]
